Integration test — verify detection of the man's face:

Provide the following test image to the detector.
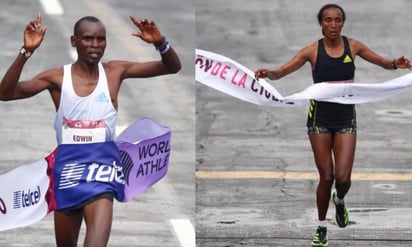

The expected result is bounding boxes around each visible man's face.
[71,20,106,64]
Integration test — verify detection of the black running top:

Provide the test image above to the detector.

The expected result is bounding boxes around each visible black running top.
[307,36,356,129]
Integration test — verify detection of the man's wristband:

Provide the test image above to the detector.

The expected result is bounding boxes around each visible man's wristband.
[20,46,33,58]
[159,42,170,55]
[154,38,171,55]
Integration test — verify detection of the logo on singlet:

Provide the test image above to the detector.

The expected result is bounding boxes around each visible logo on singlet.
[95,92,110,103]
[343,54,352,63]
[58,161,124,190]
[58,163,87,189]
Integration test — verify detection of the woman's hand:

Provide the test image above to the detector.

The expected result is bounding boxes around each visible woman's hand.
[255,68,272,80]
[394,55,412,70]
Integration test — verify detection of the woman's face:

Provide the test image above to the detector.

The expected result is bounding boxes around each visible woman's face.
[320,7,344,39]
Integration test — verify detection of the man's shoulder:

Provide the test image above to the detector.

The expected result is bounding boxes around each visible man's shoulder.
[37,66,63,78]
[35,66,64,86]
[101,60,136,77]
[102,60,134,68]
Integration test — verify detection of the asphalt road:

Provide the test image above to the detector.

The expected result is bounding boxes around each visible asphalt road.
[0,0,194,246]
[196,0,412,246]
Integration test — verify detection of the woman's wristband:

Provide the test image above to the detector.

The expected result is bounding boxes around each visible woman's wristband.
[268,71,275,80]
[391,59,398,70]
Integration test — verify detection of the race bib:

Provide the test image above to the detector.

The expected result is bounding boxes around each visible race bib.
[62,118,106,144]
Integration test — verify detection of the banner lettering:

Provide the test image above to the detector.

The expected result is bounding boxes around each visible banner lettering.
[0,117,170,231]
[196,49,412,106]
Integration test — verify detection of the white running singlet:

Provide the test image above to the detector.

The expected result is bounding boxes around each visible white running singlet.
[54,63,117,145]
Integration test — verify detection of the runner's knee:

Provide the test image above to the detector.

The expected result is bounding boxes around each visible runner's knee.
[319,173,334,186]
[335,177,351,190]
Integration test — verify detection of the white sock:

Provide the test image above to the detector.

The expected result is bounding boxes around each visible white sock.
[318,220,327,228]
[335,196,345,205]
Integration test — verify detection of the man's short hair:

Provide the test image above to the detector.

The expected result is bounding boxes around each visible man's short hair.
[73,16,102,36]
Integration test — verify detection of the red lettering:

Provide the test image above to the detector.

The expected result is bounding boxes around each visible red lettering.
[231,70,239,85]
[211,62,222,76]
[220,65,230,80]
[231,70,247,88]
[209,62,232,80]
[237,73,247,88]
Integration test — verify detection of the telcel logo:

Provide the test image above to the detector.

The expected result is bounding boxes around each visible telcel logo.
[13,186,41,209]
[86,162,125,184]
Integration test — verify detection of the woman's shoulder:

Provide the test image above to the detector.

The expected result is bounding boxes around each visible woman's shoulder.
[299,40,319,54]
[344,36,367,52]
[345,36,363,46]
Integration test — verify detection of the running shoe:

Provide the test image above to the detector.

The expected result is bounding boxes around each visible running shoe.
[332,191,349,227]
[311,226,328,247]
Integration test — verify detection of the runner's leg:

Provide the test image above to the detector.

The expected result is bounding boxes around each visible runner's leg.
[54,210,83,247]
[82,198,113,247]
[309,133,334,221]
[333,133,356,199]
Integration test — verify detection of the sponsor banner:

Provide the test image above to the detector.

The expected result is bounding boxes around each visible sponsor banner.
[0,159,51,231]
[0,117,170,231]
[116,118,171,202]
[195,49,412,106]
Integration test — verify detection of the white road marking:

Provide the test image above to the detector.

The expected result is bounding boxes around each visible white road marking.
[170,219,195,247]
[39,0,64,15]
[196,170,412,181]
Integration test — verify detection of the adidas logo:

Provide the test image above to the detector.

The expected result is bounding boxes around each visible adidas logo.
[95,92,109,102]
[343,54,352,63]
